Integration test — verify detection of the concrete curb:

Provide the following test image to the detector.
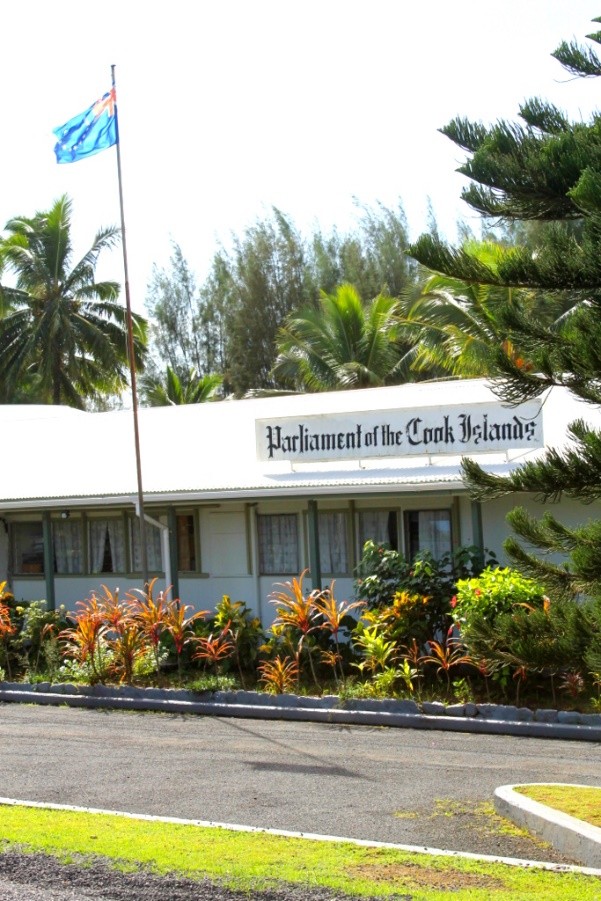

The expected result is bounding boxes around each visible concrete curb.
[494,784,601,869]
[1,683,601,740]
[2,796,601,876]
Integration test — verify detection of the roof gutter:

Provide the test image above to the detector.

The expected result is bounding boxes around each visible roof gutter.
[0,480,470,511]
[0,495,139,512]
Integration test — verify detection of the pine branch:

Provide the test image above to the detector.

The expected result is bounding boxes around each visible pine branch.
[506,507,579,553]
[439,118,488,153]
[503,537,577,597]
[408,235,500,283]
[569,168,601,214]
[519,99,569,134]
[552,39,601,77]
[462,421,601,503]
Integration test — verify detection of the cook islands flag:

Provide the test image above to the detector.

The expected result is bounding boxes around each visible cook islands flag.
[53,88,117,163]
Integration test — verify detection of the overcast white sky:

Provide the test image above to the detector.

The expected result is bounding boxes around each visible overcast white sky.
[2,1,600,312]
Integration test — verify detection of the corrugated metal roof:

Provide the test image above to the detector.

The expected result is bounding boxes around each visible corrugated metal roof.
[1,379,596,506]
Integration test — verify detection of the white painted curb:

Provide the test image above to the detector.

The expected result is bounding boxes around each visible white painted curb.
[1,796,601,876]
[494,783,601,869]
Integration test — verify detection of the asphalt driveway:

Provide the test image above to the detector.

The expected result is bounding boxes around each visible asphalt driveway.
[0,704,599,862]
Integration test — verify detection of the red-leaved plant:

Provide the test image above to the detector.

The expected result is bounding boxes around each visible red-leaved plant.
[128,578,169,673]
[163,601,208,677]
[270,571,321,687]
[258,654,299,694]
[59,596,108,683]
[193,626,235,674]
[314,582,364,685]
[0,581,16,678]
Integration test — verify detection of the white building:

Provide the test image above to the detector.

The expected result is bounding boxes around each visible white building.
[0,378,597,621]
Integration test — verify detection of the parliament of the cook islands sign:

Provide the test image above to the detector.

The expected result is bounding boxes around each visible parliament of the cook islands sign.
[256,400,543,463]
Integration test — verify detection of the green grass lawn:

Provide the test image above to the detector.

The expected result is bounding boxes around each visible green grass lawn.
[514,785,601,829]
[0,803,599,900]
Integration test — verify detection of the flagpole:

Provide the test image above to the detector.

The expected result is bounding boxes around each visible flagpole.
[111,64,149,586]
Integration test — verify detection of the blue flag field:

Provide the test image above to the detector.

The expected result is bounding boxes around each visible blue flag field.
[53,88,117,164]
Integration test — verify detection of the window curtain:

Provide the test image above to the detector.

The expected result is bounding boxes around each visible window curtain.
[131,520,163,573]
[258,514,298,574]
[89,521,107,573]
[53,520,83,573]
[358,511,391,552]
[318,512,348,574]
[89,519,126,573]
[417,511,451,559]
[107,520,126,571]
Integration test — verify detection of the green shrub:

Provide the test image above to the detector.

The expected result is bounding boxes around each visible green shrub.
[15,601,68,678]
[189,673,239,693]
[450,567,601,704]
[355,542,494,645]
[452,566,547,637]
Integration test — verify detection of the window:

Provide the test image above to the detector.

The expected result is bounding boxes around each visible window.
[357,510,398,553]
[89,518,126,573]
[406,510,452,560]
[177,514,196,571]
[257,513,299,575]
[318,511,349,574]
[131,519,163,573]
[12,522,44,575]
[53,519,83,574]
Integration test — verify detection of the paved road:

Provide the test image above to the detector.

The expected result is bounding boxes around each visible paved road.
[0,704,599,860]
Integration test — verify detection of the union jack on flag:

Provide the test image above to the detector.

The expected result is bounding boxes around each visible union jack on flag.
[53,88,117,163]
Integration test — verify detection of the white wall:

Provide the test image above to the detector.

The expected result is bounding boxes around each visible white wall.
[10,489,591,617]
[203,511,249,577]
[3,493,472,615]
[481,494,601,569]
[11,575,171,611]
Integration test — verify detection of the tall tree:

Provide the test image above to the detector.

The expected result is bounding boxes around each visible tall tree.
[145,243,206,379]
[408,18,601,598]
[0,195,147,408]
[149,202,419,398]
[272,283,410,392]
[310,201,417,299]
[209,209,313,397]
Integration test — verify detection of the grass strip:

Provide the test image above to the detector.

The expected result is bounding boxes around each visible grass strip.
[0,804,599,900]
[514,785,601,829]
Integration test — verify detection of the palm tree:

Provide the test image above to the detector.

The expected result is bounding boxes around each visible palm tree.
[399,240,577,379]
[0,195,147,407]
[140,366,223,406]
[272,283,410,392]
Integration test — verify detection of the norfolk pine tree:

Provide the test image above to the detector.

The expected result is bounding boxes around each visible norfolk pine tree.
[409,19,601,598]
